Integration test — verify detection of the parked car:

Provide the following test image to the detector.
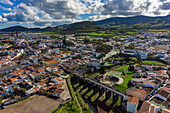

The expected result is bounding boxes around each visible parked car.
[66,97,71,101]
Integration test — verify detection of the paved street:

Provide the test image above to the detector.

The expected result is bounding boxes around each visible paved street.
[101,50,119,62]
[61,79,71,101]
[0,65,22,74]
[0,64,30,73]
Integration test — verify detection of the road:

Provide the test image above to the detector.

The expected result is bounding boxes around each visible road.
[74,71,126,98]
[101,50,119,62]
[61,79,71,101]
[0,65,21,73]
[0,64,30,74]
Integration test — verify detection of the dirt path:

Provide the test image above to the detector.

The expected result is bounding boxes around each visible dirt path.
[0,95,64,113]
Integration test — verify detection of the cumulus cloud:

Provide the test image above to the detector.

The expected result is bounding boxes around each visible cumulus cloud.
[0,0,169,27]
[89,0,170,21]
[0,5,12,11]
[0,0,95,27]
[0,0,14,6]
[0,15,7,22]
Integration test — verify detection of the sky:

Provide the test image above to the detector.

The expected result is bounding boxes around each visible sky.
[0,0,169,29]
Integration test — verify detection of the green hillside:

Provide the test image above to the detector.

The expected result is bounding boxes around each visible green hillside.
[63,21,102,34]
[94,15,170,31]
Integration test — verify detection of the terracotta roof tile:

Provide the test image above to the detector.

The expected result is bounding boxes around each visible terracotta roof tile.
[127,96,139,105]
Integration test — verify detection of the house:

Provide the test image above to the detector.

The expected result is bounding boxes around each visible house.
[49,89,65,98]
[51,77,63,84]
[18,81,31,89]
[143,81,156,89]
[9,77,23,83]
[139,101,160,113]
[0,82,6,91]
[90,59,100,69]
[154,89,170,101]
[46,66,55,72]
[25,88,36,96]
[126,88,148,101]
[44,60,59,66]
[127,96,139,113]
[38,69,46,74]
[0,60,11,67]
[162,109,170,113]
[69,63,79,71]
[29,63,43,71]
[20,74,27,79]
[134,48,152,60]
[156,70,169,78]
[29,56,38,64]
[29,72,41,80]
[25,70,31,75]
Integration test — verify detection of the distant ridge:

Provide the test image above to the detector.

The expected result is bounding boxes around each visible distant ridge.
[94,15,170,25]
[63,21,102,34]
[0,15,169,33]
[94,15,170,29]
[0,25,42,32]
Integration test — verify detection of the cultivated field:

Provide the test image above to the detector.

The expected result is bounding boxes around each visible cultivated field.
[1,95,64,113]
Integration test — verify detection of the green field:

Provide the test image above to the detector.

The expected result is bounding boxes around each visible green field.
[141,29,168,32]
[76,32,109,36]
[87,73,100,79]
[114,65,129,72]
[114,72,134,92]
[113,65,132,92]
[42,31,56,34]
[142,61,164,65]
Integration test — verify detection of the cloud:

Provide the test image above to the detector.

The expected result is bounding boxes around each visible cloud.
[0,0,14,6]
[0,15,7,22]
[160,2,170,10]
[0,0,93,27]
[0,5,12,11]
[0,0,169,27]
[89,0,170,21]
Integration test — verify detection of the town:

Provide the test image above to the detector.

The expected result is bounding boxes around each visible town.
[0,30,169,113]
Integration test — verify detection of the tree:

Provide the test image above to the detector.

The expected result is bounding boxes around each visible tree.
[65,41,75,46]
[63,35,67,45]
[100,65,106,74]
[0,95,3,104]
[129,57,137,64]
[84,38,90,44]
[96,44,112,54]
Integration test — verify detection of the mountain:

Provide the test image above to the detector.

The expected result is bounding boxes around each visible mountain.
[0,25,42,32]
[94,15,170,30]
[62,21,102,34]
[0,15,169,33]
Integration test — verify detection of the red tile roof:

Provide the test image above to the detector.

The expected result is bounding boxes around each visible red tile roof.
[46,60,59,65]
[127,96,139,105]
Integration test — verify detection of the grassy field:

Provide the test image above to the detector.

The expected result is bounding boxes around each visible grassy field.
[88,72,100,79]
[141,29,168,32]
[114,72,134,92]
[76,32,110,36]
[113,65,133,92]
[114,65,129,72]
[142,61,164,65]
